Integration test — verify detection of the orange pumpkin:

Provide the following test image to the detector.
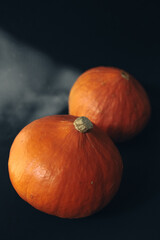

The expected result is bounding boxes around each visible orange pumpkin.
[8,115,123,218]
[69,67,151,142]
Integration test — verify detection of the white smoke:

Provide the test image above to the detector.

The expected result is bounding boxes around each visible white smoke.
[0,30,80,129]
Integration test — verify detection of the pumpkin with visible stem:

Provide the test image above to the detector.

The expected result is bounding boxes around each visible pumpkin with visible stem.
[69,66,151,142]
[8,115,123,218]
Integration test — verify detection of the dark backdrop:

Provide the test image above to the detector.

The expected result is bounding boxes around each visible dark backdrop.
[0,1,160,240]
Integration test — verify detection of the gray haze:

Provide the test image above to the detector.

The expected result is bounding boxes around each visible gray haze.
[0,30,80,134]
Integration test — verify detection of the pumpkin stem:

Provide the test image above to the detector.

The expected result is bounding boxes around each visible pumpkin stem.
[73,116,93,133]
[121,71,129,80]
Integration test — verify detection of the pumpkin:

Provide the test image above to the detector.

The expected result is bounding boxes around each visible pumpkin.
[69,66,151,142]
[8,115,123,218]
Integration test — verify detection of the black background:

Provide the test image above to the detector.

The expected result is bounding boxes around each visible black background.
[0,0,160,239]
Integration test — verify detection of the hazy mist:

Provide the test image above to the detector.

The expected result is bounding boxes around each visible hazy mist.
[0,30,80,134]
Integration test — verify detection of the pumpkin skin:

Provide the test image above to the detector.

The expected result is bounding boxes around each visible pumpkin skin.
[69,67,151,142]
[8,115,123,218]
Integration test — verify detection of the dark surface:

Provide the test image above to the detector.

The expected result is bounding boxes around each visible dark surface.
[0,1,160,239]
